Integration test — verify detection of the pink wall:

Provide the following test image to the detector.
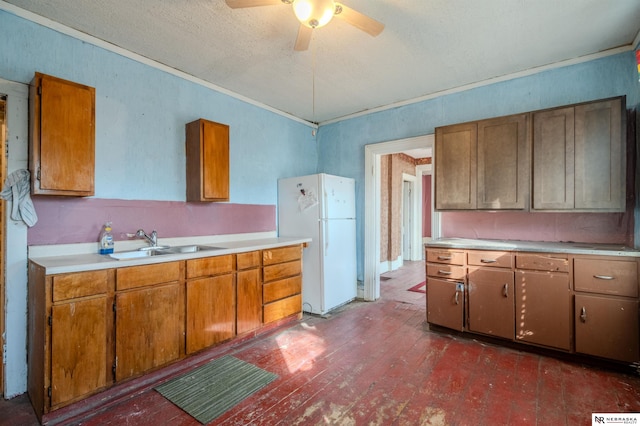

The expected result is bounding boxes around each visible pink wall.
[28,197,276,245]
[441,210,633,246]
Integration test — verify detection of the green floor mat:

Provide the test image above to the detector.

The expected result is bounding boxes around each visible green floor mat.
[155,355,278,424]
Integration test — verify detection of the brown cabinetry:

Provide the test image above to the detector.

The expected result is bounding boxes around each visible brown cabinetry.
[186,118,230,202]
[532,97,625,212]
[434,114,529,210]
[115,262,183,381]
[29,72,95,196]
[186,255,235,354]
[262,245,303,324]
[426,248,465,331]
[515,253,571,350]
[573,255,639,362]
[237,251,262,335]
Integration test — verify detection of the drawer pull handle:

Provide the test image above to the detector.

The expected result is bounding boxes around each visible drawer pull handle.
[480,259,497,264]
[502,283,509,297]
[437,256,452,260]
[593,275,614,280]
[580,307,587,322]
[454,290,460,305]
[438,270,452,275]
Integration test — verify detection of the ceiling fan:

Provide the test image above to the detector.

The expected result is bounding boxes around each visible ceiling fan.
[225,0,384,51]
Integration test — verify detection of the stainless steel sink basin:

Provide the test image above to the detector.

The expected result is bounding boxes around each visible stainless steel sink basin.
[109,245,225,260]
[109,249,170,260]
[166,245,225,253]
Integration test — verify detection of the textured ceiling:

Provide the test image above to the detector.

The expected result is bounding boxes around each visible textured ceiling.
[3,0,640,124]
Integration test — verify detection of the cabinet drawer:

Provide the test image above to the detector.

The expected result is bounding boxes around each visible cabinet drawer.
[53,269,110,302]
[263,276,301,304]
[467,250,513,268]
[426,249,464,265]
[574,258,638,297]
[516,253,569,272]
[187,255,233,279]
[237,251,261,270]
[426,264,465,280]
[263,245,301,266]
[263,294,302,324]
[116,262,181,291]
[263,260,301,283]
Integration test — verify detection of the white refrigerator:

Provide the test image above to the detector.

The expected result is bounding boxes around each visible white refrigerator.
[277,173,357,315]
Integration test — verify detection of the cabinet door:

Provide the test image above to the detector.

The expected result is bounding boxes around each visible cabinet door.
[237,268,262,335]
[574,98,624,211]
[50,297,109,407]
[115,283,181,381]
[426,278,464,331]
[477,114,529,209]
[575,294,639,362]
[532,107,574,210]
[30,73,95,196]
[186,118,229,202]
[435,123,477,210]
[467,268,514,339]
[515,271,571,350]
[186,274,235,354]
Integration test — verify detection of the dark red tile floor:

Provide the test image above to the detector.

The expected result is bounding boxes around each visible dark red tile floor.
[2,261,639,425]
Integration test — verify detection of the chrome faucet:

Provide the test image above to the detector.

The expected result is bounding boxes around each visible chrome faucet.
[135,229,158,247]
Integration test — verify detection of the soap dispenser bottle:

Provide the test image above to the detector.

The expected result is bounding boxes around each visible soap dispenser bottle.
[99,222,114,254]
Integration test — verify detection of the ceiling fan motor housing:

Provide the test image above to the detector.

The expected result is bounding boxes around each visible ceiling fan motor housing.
[292,0,336,29]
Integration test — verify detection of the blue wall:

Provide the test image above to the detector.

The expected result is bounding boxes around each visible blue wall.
[318,52,640,281]
[0,10,319,205]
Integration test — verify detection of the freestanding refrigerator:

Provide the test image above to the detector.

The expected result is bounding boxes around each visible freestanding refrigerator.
[277,173,357,315]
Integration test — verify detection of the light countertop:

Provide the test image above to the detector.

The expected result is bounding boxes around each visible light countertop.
[424,238,640,257]
[29,236,312,274]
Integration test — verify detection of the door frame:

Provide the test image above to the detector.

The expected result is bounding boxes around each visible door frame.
[363,134,439,301]
[401,174,416,262]
[0,95,5,396]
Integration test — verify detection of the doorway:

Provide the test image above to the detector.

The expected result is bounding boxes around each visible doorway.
[364,134,440,301]
[401,175,415,262]
[0,95,6,396]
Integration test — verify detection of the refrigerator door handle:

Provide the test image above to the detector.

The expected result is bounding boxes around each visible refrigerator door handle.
[323,220,329,255]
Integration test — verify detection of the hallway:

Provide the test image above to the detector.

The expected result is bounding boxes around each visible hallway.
[2,261,640,425]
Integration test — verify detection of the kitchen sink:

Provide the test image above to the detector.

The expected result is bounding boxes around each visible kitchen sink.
[109,245,225,260]
[109,250,170,260]
[166,245,225,253]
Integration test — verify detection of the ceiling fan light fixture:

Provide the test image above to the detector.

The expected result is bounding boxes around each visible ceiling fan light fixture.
[292,0,335,29]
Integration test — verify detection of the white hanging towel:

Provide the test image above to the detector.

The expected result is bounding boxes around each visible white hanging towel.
[1,169,38,227]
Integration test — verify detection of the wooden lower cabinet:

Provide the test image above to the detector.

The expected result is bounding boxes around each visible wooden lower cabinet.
[426,277,464,331]
[237,267,262,335]
[467,267,514,339]
[262,246,303,324]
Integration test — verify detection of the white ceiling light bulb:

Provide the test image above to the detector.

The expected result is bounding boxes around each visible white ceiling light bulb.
[292,0,336,29]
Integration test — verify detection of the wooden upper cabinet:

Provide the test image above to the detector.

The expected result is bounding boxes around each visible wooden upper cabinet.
[435,122,477,210]
[532,97,625,212]
[477,114,529,209]
[186,118,230,202]
[30,72,95,196]
[435,114,528,210]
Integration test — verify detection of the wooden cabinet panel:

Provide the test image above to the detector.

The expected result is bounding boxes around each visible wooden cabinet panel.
[30,72,95,196]
[263,246,302,265]
[237,250,261,270]
[426,277,464,331]
[237,268,262,335]
[186,275,235,353]
[477,114,529,209]
[263,276,302,304]
[426,249,465,265]
[574,98,624,210]
[467,250,514,268]
[116,262,181,291]
[52,269,110,302]
[186,118,229,202]
[467,268,514,339]
[515,253,569,272]
[426,264,465,281]
[574,258,638,297]
[115,283,181,381]
[263,294,302,324]
[263,260,301,283]
[575,294,639,362]
[515,271,571,350]
[186,255,233,279]
[51,297,109,407]
[435,122,477,210]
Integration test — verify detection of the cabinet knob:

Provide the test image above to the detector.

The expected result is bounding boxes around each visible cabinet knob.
[580,306,587,322]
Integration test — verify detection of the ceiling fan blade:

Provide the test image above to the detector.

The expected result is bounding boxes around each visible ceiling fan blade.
[225,0,283,8]
[334,3,384,36]
[294,25,312,51]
